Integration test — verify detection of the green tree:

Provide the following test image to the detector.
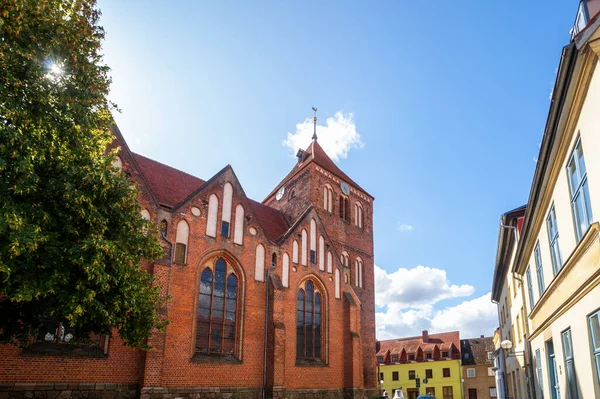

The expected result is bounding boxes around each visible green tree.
[0,0,167,349]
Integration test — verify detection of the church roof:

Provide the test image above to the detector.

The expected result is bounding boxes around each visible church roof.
[264,139,372,203]
[133,153,205,207]
[131,152,289,242]
[247,199,289,242]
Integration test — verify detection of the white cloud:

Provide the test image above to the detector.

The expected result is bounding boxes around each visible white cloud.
[375,265,474,310]
[375,264,497,340]
[282,111,363,162]
[398,223,414,232]
[430,293,498,338]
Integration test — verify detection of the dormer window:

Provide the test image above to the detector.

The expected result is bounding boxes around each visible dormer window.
[377,356,384,364]
[442,351,449,358]
[391,355,398,363]
[408,354,415,361]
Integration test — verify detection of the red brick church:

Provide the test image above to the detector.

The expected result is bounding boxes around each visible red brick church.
[0,125,376,399]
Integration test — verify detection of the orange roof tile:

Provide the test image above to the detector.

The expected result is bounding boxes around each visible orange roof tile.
[130,153,288,242]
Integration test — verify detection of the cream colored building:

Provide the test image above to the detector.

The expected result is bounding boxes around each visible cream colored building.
[494,3,600,398]
[492,205,532,399]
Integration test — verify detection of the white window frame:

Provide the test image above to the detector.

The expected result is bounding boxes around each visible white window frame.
[546,204,563,275]
[526,266,536,311]
[589,310,600,388]
[567,137,593,241]
[467,368,476,378]
[534,242,545,295]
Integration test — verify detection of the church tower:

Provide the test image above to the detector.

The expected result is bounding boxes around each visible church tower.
[263,123,376,392]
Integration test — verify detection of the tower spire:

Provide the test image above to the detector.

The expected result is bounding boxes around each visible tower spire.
[311,106,318,141]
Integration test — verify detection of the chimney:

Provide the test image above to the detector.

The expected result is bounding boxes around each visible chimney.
[422,330,429,343]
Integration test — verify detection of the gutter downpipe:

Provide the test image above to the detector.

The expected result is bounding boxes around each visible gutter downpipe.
[160,232,174,313]
[262,262,277,399]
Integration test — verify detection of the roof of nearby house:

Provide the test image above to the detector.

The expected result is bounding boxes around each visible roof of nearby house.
[264,139,373,202]
[377,331,461,358]
[460,336,495,366]
[130,152,289,242]
[491,204,526,302]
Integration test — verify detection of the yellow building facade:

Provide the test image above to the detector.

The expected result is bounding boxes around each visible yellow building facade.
[377,331,463,399]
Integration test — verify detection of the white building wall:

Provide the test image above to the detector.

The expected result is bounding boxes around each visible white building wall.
[521,59,600,398]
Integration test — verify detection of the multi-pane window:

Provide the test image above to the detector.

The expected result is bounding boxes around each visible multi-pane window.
[535,242,545,295]
[409,370,415,380]
[426,369,433,378]
[443,386,453,399]
[489,387,497,397]
[546,205,563,274]
[526,267,535,310]
[221,221,230,237]
[442,351,449,358]
[392,371,399,381]
[35,317,106,353]
[567,138,593,241]
[296,280,323,360]
[562,328,579,399]
[426,388,435,396]
[535,348,544,398]
[174,220,189,264]
[443,367,450,377]
[377,356,384,364]
[467,368,475,378]
[425,352,432,359]
[408,354,415,361]
[589,311,600,388]
[391,355,398,363]
[196,257,239,355]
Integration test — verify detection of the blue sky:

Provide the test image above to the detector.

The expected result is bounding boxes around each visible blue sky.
[98,0,577,339]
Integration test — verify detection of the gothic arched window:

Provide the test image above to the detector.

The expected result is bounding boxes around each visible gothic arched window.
[339,195,350,222]
[296,280,324,361]
[196,257,239,356]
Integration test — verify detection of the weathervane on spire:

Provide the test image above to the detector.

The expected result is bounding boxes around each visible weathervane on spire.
[312,106,318,141]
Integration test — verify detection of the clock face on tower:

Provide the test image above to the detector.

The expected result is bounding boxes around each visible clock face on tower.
[340,182,350,196]
[276,186,285,201]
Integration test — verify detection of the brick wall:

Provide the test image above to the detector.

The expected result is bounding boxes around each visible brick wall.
[0,136,376,398]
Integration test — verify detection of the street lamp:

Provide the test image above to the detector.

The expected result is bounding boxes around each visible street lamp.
[501,339,525,357]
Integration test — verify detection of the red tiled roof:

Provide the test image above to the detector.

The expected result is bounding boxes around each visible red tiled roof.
[309,140,370,196]
[248,199,289,242]
[376,348,389,357]
[131,152,289,242]
[378,331,460,359]
[263,139,372,202]
[133,153,205,207]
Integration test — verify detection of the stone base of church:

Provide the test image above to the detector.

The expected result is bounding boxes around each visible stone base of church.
[0,383,138,399]
[139,387,372,399]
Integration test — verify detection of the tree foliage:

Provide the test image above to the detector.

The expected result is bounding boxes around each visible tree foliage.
[0,0,167,349]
